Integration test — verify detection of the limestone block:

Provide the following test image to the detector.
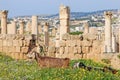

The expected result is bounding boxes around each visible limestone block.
[62,33,71,40]
[48,47,56,53]
[19,53,24,59]
[74,35,79,40]
[7,40,13,46]
[70,35,74,40]
[88,34,97,40]
[85,47,89,53]
[13,40,19,46]
[2,46,8,53]
[92,46,101,54]
[0,47,3,52]
[84,33,97,41]
[82,40,92,47]
[21,47,29,53]
[14,53,20,60]
[68,47,74,54]
[0,40,3,47]
[66,40,71,47]
[59,40,66,47]
[73,47,78,54]
[76,40,82,47]
[48,53,55,57]
[8,46,15,52]
[82,47,86,54]
[11,53,15,59]
[59,47,64,54]
[93,40,102,47]
[56,47,59,54]
[64,47,69,54]
[3,40,8,46]
[18,40,23,46]
[70,40,77,47]
[23,40,30,47]
[77,47,82,54]
[23,54,28,60]
[15,47,21,52]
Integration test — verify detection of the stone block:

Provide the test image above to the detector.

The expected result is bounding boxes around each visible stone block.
[2,47,8,53]
[64,47,69,54]
[82,40,92,47]
[62,33,71,40]
[48,47,56,53]
[59,40,66,47]
[21,47,29,53]
[0,47,3,52]
[59,47,64,54]
[48,53,55,57]
[18,40,23,46]
[74,35,79,40]
[73,47,78,54]
[14,53,20,60]
[76,40,82,47]
[0,40,3,47]
[15,47,21,52]
[68,47,74,54]
[23,54,28,60]
[13,40,19,46]
[7,40,13,46]
[3,40,8,46]
[78,47,82,54]
[66,40,71,47]
[8,46,15,53]
[19,53,24,59]
[93,40,101,47]
[82,47,86,54]
[70,40,77,47]
[85,47,89,53]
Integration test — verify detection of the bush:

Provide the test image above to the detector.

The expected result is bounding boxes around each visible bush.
[69,31,83,35]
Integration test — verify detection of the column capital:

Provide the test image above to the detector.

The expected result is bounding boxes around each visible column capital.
[0,10,8,18]
[104,11,112,17]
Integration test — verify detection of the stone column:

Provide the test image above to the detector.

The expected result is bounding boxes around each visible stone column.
[119,28,120,53]
[84,22,89,34]
[11,21,17,34]
[55,33,60,47]
[52,27,57,36]
[104,11,112,53]
[7,21,17,34]
[26,21,31,34]
[0,10,8,34]
[32,16,38,35]
[19,20,24,34]
[59,5,70,40]
[38,24,42,34]
[112,34,116,53]
[44,22,49,46]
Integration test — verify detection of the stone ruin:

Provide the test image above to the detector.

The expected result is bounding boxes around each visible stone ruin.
[0,5,120,69]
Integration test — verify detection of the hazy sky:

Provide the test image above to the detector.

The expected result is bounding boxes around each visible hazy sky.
[0,0,120,17]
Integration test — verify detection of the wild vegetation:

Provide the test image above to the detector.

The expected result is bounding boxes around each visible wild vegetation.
[0,54,120,80]
[69,31,83,35]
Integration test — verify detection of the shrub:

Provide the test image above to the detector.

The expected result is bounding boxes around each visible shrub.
[69,31,83,35]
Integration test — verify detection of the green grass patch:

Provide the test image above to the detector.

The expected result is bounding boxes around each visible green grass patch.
[0,54,120,80]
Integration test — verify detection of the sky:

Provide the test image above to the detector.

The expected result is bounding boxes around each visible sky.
[0,0,120,17]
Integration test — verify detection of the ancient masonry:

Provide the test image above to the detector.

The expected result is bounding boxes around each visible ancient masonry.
[59,5,70,40]
[0,6,120,69]
[104,12,112,53]
[0,10,8,34]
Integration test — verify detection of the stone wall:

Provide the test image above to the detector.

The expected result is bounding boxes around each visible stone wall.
[47,33,104,60]
[0,34,32,59]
